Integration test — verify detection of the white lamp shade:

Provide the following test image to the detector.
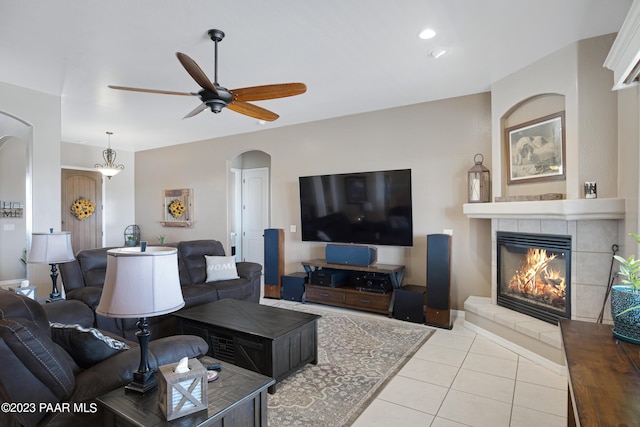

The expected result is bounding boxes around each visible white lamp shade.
[96,247,185,318]
[27,232,75,264]
[97,167,122,178]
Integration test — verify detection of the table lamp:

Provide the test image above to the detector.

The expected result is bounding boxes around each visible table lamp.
[96,246,185,393]
[27,229,75,302]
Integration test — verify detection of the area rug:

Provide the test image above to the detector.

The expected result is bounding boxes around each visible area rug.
[267,301,434,427]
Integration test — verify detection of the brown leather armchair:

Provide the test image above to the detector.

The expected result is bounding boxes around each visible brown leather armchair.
[0,290,208,426]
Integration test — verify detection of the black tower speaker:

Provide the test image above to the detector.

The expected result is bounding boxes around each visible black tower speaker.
[264,228,284,299]
[426,234,452,329]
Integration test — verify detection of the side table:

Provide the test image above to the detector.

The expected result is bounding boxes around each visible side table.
[96,359,274,427]
[560,319,640,426]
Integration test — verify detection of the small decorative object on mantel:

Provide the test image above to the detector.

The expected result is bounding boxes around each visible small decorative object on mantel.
[467,153,490,203]
[70,198,95,221]
[611,233,640,344]
[161,189,193,227]
[584,182,597,199]
[158,357,207,421]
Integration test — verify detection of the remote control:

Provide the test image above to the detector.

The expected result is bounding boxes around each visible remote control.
[199,356,223,371]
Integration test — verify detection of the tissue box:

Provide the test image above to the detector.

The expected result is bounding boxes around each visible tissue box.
[10,285,37,300]
[158,358,208,420]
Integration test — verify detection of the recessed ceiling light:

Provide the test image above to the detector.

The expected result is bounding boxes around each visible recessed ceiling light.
[257,120,267,125]
[430,48,447,59]
[419,28,436,40]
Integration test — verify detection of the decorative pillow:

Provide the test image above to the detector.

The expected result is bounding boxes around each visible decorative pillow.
[205,255,240,282]
[0,318,76,400]
[50,322,130,368]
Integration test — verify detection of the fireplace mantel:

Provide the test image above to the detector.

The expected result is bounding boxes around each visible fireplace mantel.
[463,198,625,221]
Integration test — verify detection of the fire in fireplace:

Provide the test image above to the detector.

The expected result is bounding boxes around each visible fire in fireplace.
[497,232,571,324]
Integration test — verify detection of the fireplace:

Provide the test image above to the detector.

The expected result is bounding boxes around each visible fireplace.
[496,231,571,324]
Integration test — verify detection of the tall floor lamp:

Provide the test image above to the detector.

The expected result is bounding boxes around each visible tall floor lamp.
[27,230,75,302]
[96,246,185,393]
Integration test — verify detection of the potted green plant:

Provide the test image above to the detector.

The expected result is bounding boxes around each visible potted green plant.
[611,233,640,343]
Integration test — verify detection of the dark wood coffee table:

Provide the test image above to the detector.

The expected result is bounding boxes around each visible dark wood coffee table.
[97,359,274,427]
[174,299,320,393]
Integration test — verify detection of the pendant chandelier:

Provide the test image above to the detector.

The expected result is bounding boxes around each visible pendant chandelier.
[95,131,124,179]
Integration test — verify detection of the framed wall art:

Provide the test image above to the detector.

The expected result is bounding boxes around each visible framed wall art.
[506,111,565,184]
[161,188,193,227]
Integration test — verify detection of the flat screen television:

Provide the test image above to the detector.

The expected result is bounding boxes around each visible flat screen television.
[299,169,413,247]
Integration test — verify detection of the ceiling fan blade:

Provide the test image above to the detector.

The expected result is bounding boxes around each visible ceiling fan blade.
[231,83,307,102]
[108,85,195,96]
[228,101,279,121]
[182,103,209,119]
[176,52,218,94]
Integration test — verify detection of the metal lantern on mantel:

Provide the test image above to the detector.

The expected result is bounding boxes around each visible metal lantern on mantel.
[467,153,490,203]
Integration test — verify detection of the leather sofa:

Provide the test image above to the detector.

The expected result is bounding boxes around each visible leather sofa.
[0,289,209,427]
[59,239,262,340]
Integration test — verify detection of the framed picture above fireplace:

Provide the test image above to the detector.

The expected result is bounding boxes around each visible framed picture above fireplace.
[506,111,565,184]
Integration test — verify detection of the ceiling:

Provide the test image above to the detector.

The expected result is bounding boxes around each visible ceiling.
[0,0,633,152]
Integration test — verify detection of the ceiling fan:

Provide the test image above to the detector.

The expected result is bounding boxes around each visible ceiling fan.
[108,29,306,122]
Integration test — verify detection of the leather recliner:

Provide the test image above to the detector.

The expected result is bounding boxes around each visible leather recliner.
[0,290,209,427]
[59,239,262,340]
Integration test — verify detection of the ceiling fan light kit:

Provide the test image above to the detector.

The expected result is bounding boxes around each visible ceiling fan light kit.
[109,29,306,122]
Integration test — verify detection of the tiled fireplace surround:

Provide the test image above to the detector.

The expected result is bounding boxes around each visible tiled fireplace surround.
[463,198,625,373]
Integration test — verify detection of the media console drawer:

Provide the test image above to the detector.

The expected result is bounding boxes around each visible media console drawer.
[305,283,392,314]
[345,292,389,312]
[305,285,345,304]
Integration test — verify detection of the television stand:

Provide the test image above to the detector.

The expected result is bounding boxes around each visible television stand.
[301,259,405,315]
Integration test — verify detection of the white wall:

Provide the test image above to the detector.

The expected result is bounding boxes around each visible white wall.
[0,82,61,298]
[617,85,640,254]
[135,93,493,309]
[0,137,27,280]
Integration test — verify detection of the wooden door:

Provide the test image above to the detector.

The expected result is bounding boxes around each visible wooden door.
[61,169,102,254]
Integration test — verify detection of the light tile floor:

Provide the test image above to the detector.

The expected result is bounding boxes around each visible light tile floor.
[352,316,568,427]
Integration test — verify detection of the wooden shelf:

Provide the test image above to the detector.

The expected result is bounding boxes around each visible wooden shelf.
[560,319,640,426]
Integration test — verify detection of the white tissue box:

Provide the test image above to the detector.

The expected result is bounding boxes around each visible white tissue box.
[158,358,208,420]
[10,285,37,300]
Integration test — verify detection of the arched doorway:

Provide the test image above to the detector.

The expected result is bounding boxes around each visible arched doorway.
[229,150,271,268]
[0,112,32,285]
